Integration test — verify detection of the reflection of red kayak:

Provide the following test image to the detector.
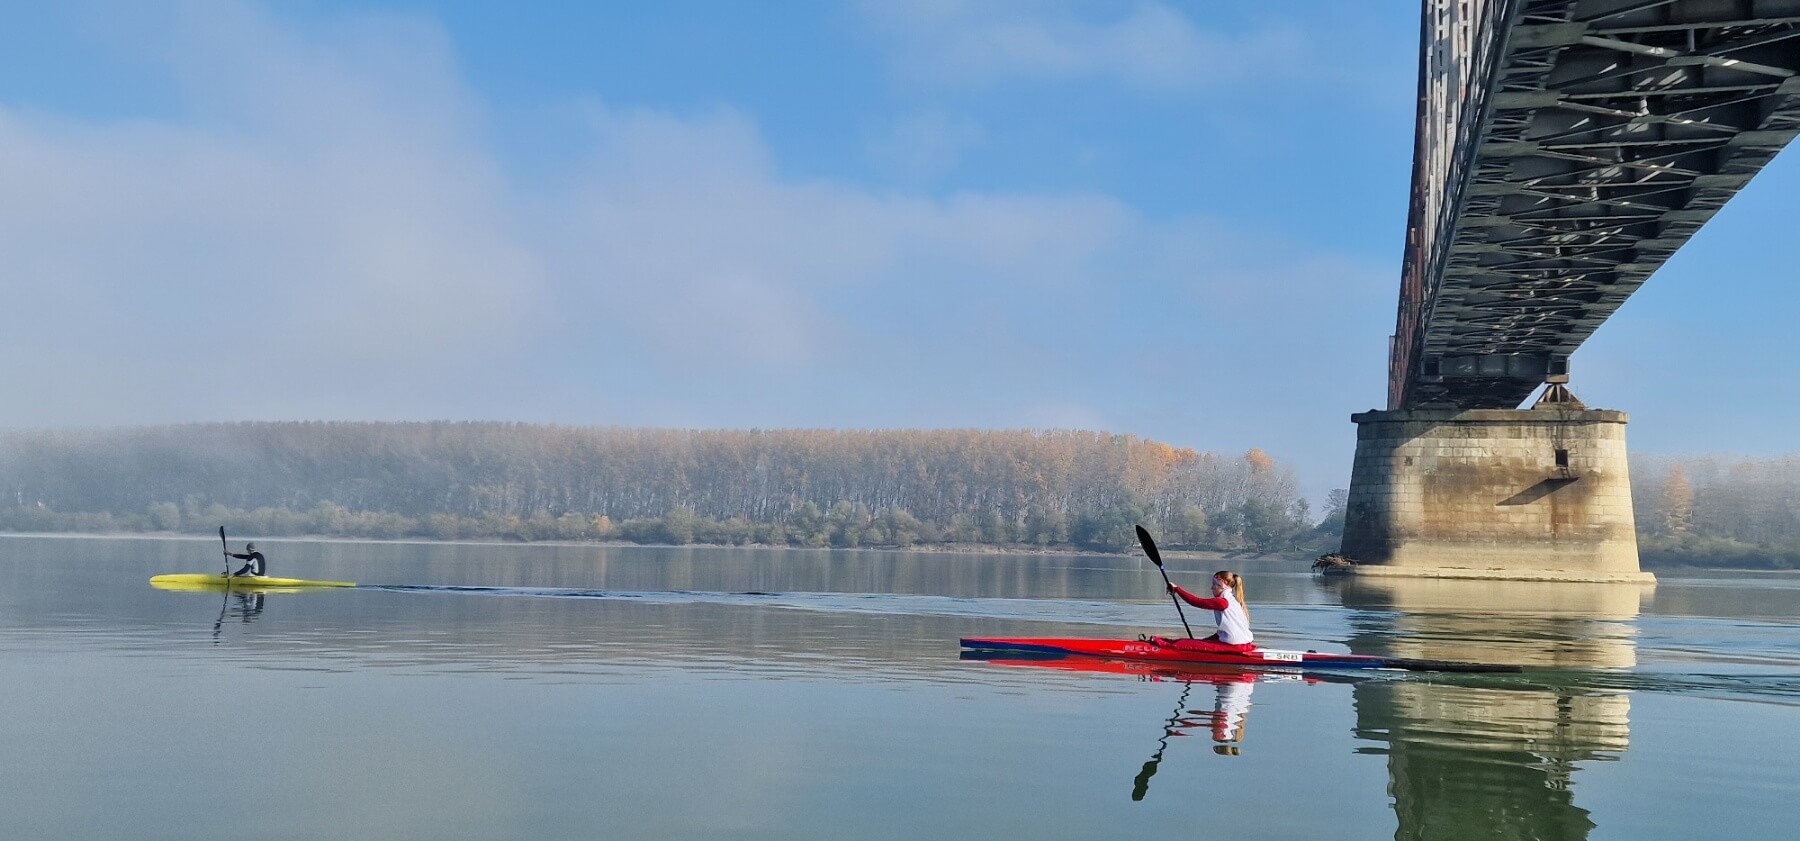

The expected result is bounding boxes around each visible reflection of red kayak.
[959,637,1521,673]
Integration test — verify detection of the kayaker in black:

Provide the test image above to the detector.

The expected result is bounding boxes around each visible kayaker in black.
[226,542,266,577]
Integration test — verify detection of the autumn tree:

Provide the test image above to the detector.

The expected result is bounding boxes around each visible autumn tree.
[0,422,1324,551]
[1660,466,1693,535]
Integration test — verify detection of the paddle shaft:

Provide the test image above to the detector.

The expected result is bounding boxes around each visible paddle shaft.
[1154,567,1195,640]
[1135,525,1194,639]
[215,526,231,644]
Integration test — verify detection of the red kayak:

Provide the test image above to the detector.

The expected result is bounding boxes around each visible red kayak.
[959,637,1521,673]
[960,651,1345,683]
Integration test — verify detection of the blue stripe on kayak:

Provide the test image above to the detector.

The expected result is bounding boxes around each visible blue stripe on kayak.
[1308,658,1396,670]
[959,639,1078,656]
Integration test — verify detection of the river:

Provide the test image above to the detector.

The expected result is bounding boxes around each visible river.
[1,535,1795,840]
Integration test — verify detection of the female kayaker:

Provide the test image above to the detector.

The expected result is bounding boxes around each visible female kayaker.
[226,542,267,577]
[1159,570,1254,653]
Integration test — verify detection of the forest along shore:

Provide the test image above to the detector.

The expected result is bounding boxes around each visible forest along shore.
[0,530,1314,567]
[0,423,1330,555]
[2,423,1793,568]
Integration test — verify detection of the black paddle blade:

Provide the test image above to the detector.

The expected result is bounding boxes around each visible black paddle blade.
[1134,524,1163,567]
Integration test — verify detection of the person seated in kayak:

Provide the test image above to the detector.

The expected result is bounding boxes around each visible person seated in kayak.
[1156,571,1254,653]
[226,542,266,577]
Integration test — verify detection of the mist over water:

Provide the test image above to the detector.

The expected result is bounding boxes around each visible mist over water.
[2,535,1796,840]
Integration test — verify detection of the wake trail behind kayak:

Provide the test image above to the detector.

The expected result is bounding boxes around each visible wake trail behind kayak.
[362,584,1167,626]
[344,588,1800,700]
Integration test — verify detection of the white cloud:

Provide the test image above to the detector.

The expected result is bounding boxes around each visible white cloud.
[858,0,1308,92]
[0,3,544,422]
[537,100,1143,372]
[865,110,986,181]
[0,0,1394,498]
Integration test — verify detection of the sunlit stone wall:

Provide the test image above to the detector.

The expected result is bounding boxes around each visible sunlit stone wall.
[1340,408,1650,582]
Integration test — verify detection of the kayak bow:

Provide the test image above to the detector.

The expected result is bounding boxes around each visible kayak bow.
[959,637,1521,674]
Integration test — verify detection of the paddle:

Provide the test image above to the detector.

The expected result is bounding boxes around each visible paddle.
[1134,525,1193,639]
[215,526,231,642]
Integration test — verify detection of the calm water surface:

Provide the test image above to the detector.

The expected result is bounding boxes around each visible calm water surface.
[2,535,1797,840]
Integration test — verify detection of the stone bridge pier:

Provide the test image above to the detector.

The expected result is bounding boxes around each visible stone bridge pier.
[1339,403,1653,583]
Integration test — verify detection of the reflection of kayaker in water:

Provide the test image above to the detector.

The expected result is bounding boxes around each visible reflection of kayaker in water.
[1133,673,1261,800]
[226,542,267,578]
[212,589,266,643]
[233,592,265,622]
[1153,571,1254,653]
[1205,676,1255,755]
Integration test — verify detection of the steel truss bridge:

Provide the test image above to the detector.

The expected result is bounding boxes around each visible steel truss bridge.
[1392,0,1800,409]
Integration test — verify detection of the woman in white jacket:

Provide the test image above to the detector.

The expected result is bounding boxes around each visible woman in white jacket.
[1160,570,1254,653]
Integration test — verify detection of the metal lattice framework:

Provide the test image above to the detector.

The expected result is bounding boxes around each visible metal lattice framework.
[1392,0,1800,409]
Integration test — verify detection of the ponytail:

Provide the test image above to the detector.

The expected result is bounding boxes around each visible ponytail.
[1214,571,1248,621]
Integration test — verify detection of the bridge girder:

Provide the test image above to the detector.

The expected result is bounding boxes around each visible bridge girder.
[1392,0,1800,409]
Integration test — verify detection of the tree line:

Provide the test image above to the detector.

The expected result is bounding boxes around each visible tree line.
[0,422,1324,552]
[1631,454,1800,569]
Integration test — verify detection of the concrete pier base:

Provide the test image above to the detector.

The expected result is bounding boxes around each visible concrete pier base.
[1340,407,1653,583]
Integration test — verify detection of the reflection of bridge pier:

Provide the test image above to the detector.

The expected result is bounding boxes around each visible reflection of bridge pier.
[1359,683,1623,841]
[1332,576,1642,841]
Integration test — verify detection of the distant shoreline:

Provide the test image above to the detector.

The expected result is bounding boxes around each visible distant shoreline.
[0,529,1308,564]
[7,529,1794,573]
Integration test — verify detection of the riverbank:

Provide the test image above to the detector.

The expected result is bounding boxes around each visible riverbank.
[0,529,1315,565]
[16,528,1797,571]
[1639,536,1800,571]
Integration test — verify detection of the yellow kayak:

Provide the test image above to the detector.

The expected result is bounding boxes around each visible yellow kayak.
[150,574,356,589]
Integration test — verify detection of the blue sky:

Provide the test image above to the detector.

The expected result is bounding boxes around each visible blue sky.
[1,1,1795,502]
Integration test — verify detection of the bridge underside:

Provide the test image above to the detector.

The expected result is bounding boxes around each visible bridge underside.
[1395,0,1800,409]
